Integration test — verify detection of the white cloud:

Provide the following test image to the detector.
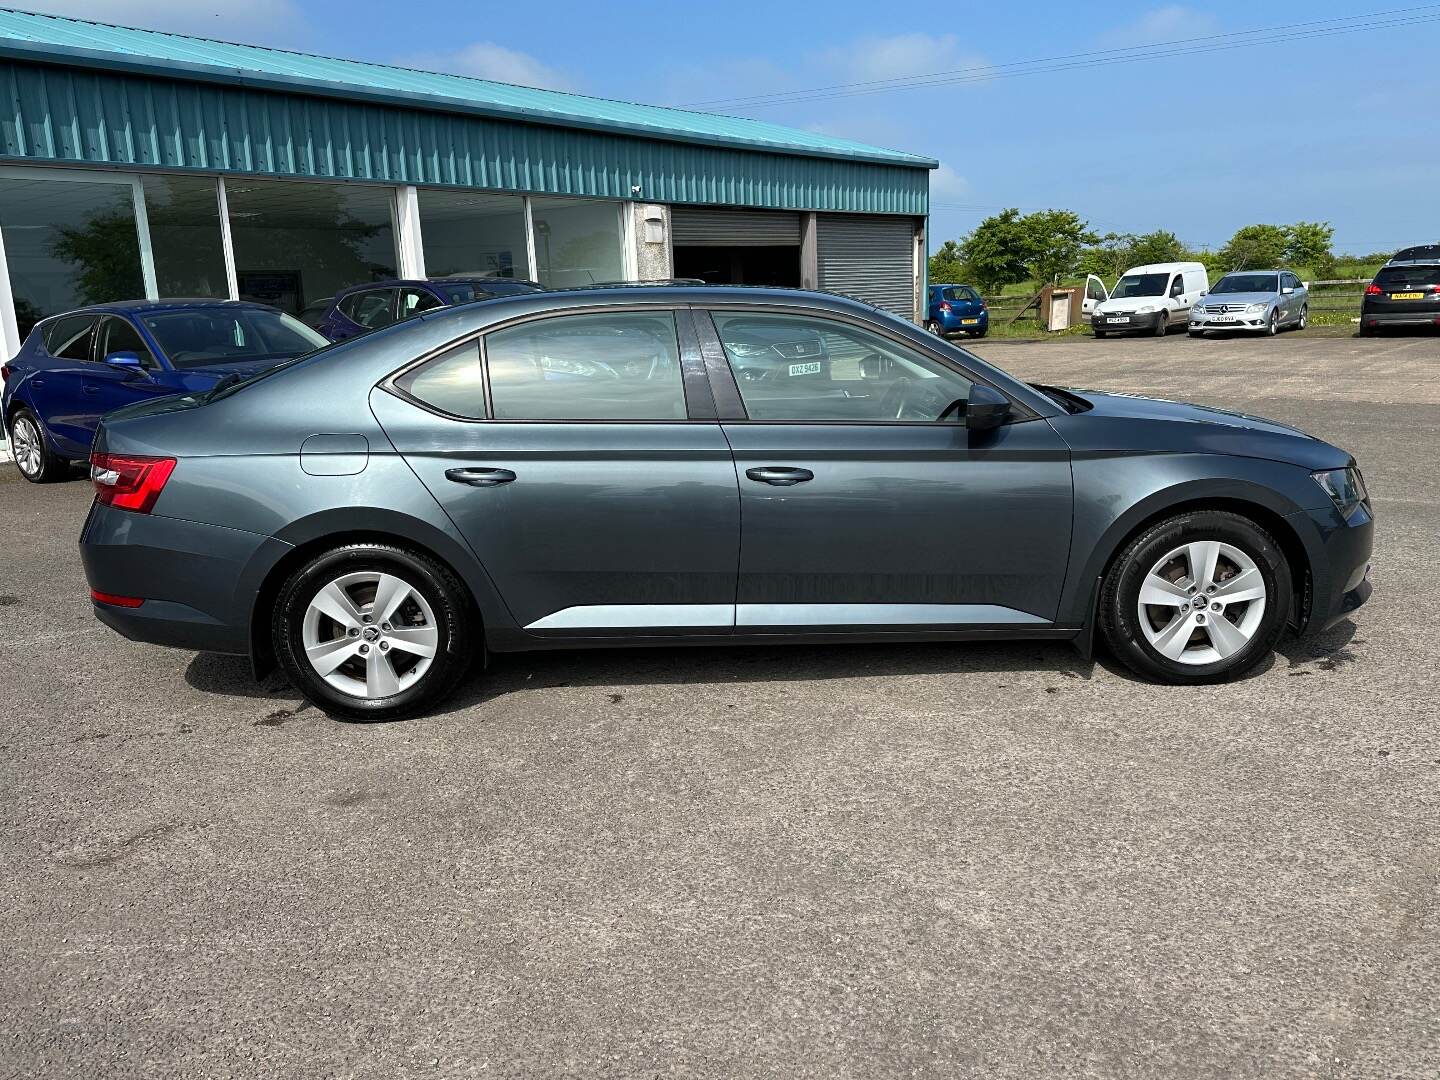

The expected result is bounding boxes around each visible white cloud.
[400,42,577,92]
[17,0,304,43]
[1100,5,1219,47]
[929,163,969,201]
[818,33,990,85]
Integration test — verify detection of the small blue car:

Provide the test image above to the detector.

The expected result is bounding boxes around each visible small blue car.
[3,299,327,482]
[926,284,989,338]
[317,277,543,342]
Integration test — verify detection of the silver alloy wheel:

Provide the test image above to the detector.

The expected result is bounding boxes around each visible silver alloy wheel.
[1267,309,1279,335]
[11,416,42,478]
[1298,304,1308,330]
[1137,540,1267,665]
[301,570,439,699]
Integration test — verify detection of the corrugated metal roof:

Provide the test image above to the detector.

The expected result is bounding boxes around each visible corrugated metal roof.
[0,8,937,170]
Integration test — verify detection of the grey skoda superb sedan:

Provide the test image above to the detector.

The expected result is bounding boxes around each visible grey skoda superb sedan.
[80,287,1373,721]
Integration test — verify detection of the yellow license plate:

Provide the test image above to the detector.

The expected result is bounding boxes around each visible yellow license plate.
[1390,292,1424,300]
[961,318,980,325]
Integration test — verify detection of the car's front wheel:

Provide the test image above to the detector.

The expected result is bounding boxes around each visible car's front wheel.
[1100,510,1291,684]
[9,408,67,483]
[273,543,475,721]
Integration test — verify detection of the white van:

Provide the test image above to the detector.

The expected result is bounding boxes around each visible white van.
[1091,262,1209,337]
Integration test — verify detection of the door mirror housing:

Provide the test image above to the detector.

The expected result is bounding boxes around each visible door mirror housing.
[965,384,1011,430]
[104,351,145,375]
[1281,286,1295,295]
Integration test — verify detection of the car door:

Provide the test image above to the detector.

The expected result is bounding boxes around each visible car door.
[1082,274,1109,317]
[370,306,741,635]
[1167,272,1188,322]
[696,307,1074,629]
[81,316,176,435]
[28,313,99,455]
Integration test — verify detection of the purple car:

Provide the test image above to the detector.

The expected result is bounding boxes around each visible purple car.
[3,299,327,483]
[316,278,543,342]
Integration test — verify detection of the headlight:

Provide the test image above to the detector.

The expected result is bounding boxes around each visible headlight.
[726,342,771,358]
[1246,303,1268,314]
[1135,304,1157,314]
[1313,466,1369,518]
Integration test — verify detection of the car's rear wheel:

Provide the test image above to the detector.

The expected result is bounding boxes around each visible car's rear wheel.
[9,408,67,483]
[273,543,474,721]
[1100,510,1291,684]
[971,326,988,339]
[1296,304,1308,330]
[925,320,942,335]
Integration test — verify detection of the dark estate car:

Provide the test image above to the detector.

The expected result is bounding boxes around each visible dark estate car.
[79,287,1373,721]
[1361,245,1440,334]
[317,277,543,341]
[2,300,327,482]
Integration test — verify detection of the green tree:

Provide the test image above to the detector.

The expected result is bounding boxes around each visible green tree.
[1285,221,1336,277]
[50,206,145,305]
[1216,224,1290,272]
[1021,209,1096,285]
[1130,229,1187,267]
[928,238,967,285]
[956,208,1032,294]
[1079,232,1136,281]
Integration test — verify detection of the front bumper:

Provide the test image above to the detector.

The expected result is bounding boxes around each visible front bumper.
[1093,310,1163,332]
[80,500,290,655]
[1190,312,1271,332]
[1288,501,1374,635]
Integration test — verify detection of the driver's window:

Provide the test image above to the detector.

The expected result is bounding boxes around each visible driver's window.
[710,312,973,422]
[1169,276,1185,298]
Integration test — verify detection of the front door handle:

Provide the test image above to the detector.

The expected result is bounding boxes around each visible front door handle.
[746,466,813,487]
[445,467,516,487]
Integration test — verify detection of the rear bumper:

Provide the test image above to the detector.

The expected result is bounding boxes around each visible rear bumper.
[1360,307,1440,328]
[80,500,289,655]
[1288,502,1374,635]
[935,313,989,334]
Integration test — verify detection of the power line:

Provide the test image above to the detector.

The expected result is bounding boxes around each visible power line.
[679,6,1440,109]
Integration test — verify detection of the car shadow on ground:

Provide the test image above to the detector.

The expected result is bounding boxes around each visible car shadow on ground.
[184,620,1359,724]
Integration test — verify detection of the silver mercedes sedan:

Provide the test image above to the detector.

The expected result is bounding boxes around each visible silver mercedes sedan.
[1190,270,1309,336]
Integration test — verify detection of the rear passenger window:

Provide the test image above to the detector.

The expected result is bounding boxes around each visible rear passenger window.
[485,312,686,421]
[340,290,396,329]
[393,340,485,418]
[44,315,96,361]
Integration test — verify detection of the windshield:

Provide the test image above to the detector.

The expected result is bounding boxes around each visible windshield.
[1213,273,1279,294]
[142,308,328,369]
[1111,273,1169,298]
[1375,265,1440,287]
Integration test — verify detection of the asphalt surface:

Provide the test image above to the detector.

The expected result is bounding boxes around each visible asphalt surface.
[1,328,1436,1079]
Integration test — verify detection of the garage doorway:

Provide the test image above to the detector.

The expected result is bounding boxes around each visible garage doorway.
[670,207,801,287]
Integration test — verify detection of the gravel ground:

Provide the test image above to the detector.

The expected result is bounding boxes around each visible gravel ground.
[0,329,1436,1079]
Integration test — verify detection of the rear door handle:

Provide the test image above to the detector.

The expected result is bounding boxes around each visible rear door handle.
[746,466,814,486]
[82,384,99,395]
[445,467,516,487]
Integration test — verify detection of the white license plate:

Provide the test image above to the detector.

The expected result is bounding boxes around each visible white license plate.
[1106,316,1130,324]
[1210,316,1237,323]
[788,362,821,376]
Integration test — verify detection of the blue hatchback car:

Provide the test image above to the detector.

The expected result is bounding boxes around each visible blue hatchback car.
[926,284,989,338]
[316,278,543,342]
[3,299,327,482]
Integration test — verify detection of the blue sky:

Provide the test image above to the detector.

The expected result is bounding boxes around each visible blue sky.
[31,0,1440,255]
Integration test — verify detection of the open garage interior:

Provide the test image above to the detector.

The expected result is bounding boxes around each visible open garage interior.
[670,207,802,287]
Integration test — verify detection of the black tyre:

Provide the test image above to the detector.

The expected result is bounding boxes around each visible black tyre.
[1100,510,1291,685]
[1188,329,1203,338]
[1094,329,1107,339]
[925,320,942,336]
[1296,304,1308,331]
[1153,312,1169,337]
[9,407,68,483]
[1267,309,1279,336]
[273,542,475,721]
[972,326,988,339]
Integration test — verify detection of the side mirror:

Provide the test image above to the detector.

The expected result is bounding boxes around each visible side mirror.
[104,351,145,375]
[1281,286,1295,295]
[965,384,1011,430]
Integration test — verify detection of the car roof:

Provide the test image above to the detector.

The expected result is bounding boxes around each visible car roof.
[39,298,278,320]
[1218,269,1284,275]
[1124,262,1207,275]
[336,277,542,294]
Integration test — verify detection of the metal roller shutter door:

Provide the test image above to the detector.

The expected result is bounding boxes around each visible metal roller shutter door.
[816,214,916,318]
[670,207,801,246]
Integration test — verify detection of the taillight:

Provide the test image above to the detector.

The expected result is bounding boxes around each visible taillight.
[89,453,176,513]
[1,364,10,383]
[1364,283,1383,295]
[91,589,144,608]
[940,302,952,313]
